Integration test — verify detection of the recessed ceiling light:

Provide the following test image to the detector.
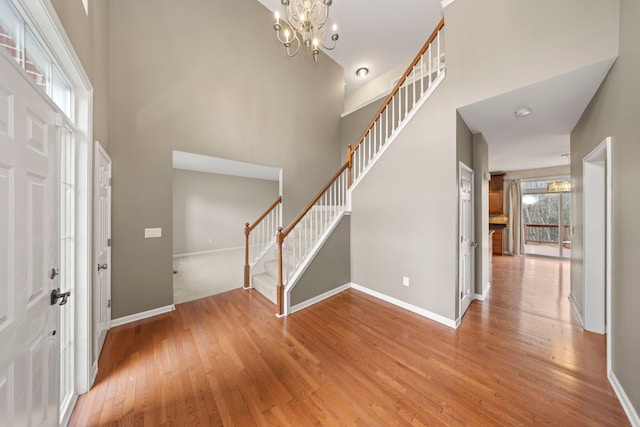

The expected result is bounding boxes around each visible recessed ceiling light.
[514,108,531,117]
[355,67,369,77]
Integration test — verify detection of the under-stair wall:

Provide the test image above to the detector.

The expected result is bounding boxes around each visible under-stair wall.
[289,215,350,312]
[348,0,619,325]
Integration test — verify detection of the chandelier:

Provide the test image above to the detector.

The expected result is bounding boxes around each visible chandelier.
[272,0,339,62]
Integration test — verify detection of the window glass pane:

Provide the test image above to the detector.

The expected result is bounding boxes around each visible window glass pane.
[52,65,71,117]
[25,27,50,91]
[0,0,24,66]
[522,193,561,257]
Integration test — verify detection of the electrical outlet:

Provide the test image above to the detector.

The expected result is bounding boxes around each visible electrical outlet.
[403,276,410,287]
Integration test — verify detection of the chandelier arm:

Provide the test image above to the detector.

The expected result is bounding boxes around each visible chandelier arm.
[274,21,296,44]
[311,1,329,30]
[286,32,301,57]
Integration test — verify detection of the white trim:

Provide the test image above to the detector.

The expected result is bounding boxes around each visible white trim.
[605,138,613,374]
[348,72,445,196]
[60,394,78,427]
[608,369,640,427]
[91,361,98,385]
[568,293,585,328]
[173,245,245,258]
[473,283,491,301]
[441,0,456,7]
[111,305,176,328]
[289,284,351,314]
[350,283,458,329]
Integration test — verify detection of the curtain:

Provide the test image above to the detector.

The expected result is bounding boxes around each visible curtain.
[508,180,522,255]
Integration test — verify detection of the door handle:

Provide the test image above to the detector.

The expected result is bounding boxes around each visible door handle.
[97,263,108,271]
[471,241,478,248]
[51,288,71,306]
[49,268,59,280]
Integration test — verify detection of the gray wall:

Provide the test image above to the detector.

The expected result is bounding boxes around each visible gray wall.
[571,0,640,414]
[473,133,489,296]
[173,169,279,255]
[349,0,619,323]
[341,98,386,163]
[108,0,344,318]
[290,215,350,306]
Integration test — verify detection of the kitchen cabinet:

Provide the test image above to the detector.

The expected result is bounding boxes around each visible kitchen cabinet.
[489,173,505,215]
[489,191,503,215]
[490,226,504,255]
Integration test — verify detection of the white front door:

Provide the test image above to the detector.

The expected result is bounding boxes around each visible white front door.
[0,54,59,426]
[459,163,475,319]
[94,141,111,359]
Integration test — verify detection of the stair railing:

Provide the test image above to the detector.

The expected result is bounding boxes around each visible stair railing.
[350,18,445,184]
[276,164,350,314]
[274,18,445,315]
[244,196,282,289]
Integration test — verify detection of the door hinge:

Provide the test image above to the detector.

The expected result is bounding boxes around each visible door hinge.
[460,291,463,299]
[107,238,111,247]
[107,299,111,308]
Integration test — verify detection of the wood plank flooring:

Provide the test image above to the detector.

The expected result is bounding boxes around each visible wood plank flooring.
[70,255,629,426]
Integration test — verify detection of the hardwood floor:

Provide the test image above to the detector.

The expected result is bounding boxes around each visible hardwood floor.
[70,255,629,426]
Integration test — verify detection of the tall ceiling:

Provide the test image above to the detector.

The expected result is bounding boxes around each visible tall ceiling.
[255,0,443,95]
[254,1,614,173]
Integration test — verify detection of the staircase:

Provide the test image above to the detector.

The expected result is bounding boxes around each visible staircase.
[245,18,446,315]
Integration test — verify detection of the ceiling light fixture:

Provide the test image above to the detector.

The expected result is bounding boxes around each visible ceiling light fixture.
[272,0,339,63]
[514,108,531,117]
[547,180,571,192]
[356,67,369,77]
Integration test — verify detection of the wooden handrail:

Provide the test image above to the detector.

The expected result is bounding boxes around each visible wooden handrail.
[280,162,349,240]
[244,195,282,289]
[352,18,445,153]
[246,196,282,233]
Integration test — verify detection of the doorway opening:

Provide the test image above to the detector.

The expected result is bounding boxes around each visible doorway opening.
[521,178,571,258]
[171,151,282,304]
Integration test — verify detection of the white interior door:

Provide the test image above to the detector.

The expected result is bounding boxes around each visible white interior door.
[0,53,59,426]
[94,141,111,360]
[459,163,475,319]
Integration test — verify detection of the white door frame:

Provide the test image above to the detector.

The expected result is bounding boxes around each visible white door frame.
[13,0,94,397]
[582,137,612,363]
[94,140,111,365]
[458,162,475,321]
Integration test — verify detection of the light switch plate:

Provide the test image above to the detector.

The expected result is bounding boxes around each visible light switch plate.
[144,228,162,238]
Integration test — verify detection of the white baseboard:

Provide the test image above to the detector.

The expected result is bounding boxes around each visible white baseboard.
[609,369,640,426]
[111,304,176,328]
[290,284,351,314]
[90,361,98,387]
[474,283,491,301]
[173,246,244,258]
[568,293,585,328]
[350,283,457,329]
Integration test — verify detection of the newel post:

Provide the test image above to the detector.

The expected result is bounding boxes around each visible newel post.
[276,227,285,316]
[244,222,251,289]
[347,144,353,188]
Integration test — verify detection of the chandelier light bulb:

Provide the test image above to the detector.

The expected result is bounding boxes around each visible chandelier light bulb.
[332,24,337,32]
[275,11,280,21]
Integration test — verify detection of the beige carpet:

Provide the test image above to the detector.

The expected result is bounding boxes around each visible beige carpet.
[172,248,244,304]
